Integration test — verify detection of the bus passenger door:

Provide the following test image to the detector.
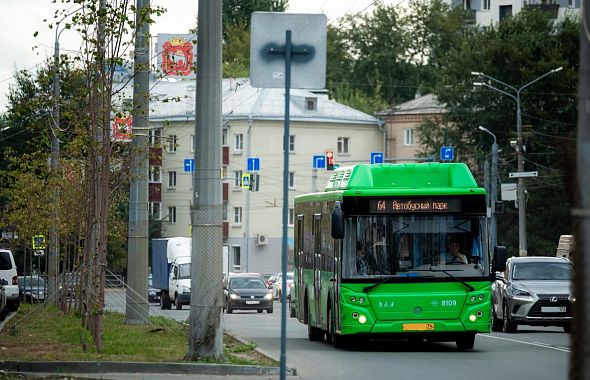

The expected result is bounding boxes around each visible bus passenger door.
[313,214,322,326]
[333,238,341,332]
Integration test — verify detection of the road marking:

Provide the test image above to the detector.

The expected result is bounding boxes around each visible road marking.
[481,334,570,352]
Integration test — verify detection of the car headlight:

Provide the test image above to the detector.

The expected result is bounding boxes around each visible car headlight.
[230,293,240,300]
[264,293,273,300]
[509,287,533,298]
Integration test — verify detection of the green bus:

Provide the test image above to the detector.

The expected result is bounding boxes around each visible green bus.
[292,162,501,350]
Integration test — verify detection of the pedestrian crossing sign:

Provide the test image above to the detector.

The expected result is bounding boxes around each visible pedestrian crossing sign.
[242,174,251,189]
[32,234,46,250]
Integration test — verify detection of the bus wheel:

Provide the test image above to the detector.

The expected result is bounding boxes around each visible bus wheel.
[456,333,475,350]
[308,322,324,342]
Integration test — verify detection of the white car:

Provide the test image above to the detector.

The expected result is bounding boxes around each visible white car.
[274,272,294,299]
[0,249,20,312]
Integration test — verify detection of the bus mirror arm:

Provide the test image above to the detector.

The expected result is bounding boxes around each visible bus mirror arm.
[331,201,345,239]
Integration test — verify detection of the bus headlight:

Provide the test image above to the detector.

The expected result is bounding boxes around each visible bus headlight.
[358,315,367,324]
[469,314,477,322]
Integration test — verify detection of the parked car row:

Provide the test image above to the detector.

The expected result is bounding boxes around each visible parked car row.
[491,255,573,333]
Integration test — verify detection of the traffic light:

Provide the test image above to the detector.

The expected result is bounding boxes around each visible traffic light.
[326,150,334,171]
[249,173,260,191]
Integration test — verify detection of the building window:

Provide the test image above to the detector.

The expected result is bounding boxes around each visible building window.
[404,128,414,146]
[289,208,294,226]
[232,246,241,271]
[149,202,161,220]
[337,137,349,154]
[234,207,242,224]
[149,166,161,182]
[305,97,317,111]
[190,135,195,153]
[149,128,162,146]
[222,202,228,221]
[289,135,295,152]
[482,0,490,10]
[167,135,177,152]
[499,5,512,21]
[234,170,243,187]
[222,128,228,146]
[289,172,296,189]
[168,206,176,223]
[168,171,177,188]
[234,133,243,152]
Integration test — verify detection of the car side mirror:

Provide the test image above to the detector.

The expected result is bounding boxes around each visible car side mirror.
[331,201,344,240]
[493,246,508,272]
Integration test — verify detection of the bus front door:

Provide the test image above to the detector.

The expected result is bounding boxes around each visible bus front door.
[313,214,322,327]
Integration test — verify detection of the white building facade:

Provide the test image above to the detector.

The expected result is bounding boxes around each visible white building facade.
[142,79,382,276]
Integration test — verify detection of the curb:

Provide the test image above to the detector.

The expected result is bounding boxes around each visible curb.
[0,360,295,376]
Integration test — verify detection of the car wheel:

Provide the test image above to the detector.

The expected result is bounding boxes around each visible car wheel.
[503,303,517,333]
[563,323,571,333]
[491,304,504,332]
[226,302,233,314]
[267,308,273,314]
[456,333,476,350]
[175,296,182,310]
[257,309,263,313]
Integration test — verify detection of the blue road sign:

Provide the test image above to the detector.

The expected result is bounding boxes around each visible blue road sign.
[313,155,326,169]
[184,158,195,172]
[247,157,260,172]
[440,146,454,161]
[371,152,384,164]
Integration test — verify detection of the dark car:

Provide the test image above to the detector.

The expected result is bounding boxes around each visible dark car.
[223,274,273,314]
[18,275,46,302]
[148,274,160,303]
[492,256,573,333]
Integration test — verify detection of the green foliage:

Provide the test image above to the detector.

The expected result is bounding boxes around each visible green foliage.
[222,0,288,31]
[417,9,579,255]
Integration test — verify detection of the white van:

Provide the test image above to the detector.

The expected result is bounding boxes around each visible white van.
[0,249,20,311]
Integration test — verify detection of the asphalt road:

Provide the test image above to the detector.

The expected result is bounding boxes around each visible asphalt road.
[104,289,570,380]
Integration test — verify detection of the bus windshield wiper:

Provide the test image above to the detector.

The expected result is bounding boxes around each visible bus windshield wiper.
[411,268,475,292]
[363,276,399,293]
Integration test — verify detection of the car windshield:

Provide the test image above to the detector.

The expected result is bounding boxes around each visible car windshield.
[230,277,266,289]
[343,215,489,279]
[512,262,572,281]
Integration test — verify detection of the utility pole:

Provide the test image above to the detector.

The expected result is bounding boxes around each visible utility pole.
[472,68,562,256]
[125,0,150,324]
[188,0,224,360]
[479,125,498,250]
[571,3,589,378]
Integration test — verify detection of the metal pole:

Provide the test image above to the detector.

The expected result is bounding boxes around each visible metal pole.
[571,1,590,377]
[491,139,498,250]
[515,95,527,256]
[48,34,61,304]
[245,117,252,272]
[125,0,150,324]
[280,29,292,380]
[189,0,223,359]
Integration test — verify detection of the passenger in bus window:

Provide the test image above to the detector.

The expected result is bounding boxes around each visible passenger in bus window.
[356,242,372,275]
[447,242,468,264]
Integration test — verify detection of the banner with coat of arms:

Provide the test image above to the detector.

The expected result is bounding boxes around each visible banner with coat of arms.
[157,34,197,79]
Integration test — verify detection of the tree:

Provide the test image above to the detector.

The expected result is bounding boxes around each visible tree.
[417,9,579,255]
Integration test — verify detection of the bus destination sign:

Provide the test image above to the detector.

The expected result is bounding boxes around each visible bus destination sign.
[369,198,462,213]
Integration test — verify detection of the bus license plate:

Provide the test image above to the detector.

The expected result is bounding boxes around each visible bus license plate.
[246,300,260,305]
[403,323,435,331]
[541,306,566,313]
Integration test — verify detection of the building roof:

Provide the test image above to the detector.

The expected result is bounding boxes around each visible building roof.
[376,94,445,116]
[116,78,379,125]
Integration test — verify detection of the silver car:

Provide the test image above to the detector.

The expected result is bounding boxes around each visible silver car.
[492,256,573,333]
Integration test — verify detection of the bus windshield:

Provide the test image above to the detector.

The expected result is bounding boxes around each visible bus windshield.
[343,215,488,279]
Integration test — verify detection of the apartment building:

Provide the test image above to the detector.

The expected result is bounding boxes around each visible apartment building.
[139,78,382,275]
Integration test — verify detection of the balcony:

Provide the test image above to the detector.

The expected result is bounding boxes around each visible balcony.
[149,183,162,202]
[223,146,229,165]
[149,147,162,166]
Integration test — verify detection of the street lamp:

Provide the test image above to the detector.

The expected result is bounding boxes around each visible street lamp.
[472,67,563,256]
[478,125,498,252]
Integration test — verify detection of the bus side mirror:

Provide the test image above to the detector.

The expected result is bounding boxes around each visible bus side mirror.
[493,246,508,272]
[331,201,344,240]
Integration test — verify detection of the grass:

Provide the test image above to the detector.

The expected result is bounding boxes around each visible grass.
[0,303,277,367]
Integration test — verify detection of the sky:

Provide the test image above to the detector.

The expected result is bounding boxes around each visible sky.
[0,0,395,113]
